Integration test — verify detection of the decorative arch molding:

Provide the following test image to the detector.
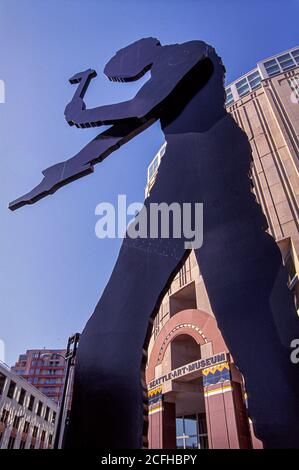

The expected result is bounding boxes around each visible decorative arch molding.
[156,323,208,365]
[146,308,228,382]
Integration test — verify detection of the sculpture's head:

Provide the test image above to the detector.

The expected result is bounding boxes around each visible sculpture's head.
[104,37,161,82]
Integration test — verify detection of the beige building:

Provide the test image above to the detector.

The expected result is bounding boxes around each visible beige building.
[225,46,299,308]
[145,46,299,449]
[0,360,57,449]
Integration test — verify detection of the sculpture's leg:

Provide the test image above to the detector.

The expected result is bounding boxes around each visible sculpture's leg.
[195,223,299,448]
[64,236,187,449]
[167,115,299,449]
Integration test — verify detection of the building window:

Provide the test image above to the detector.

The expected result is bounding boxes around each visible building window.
[284,250,299,311]
[247,70,261,91]
[0,408,9,425]
[23,420,30,434]
[285,251,296,284]
[48,434,53,447]
[43,378,61,384]
[236,77,250,97]
[18,388,26,406]
[28,394,35,411]
[176,413,208,449]
[277,53,295,71]
[7,380,16,399]
[0,372,6,396]
[148,155,160,181]
[291,48,299,66]
[49,360,60,366]
[39,430,46,449]
[32,425,39,438]
[225,87,234,106]
[7,435,16,449]
[264,58,280,77]
[30,441,35,449]
[19,440,26,449]
[41,369,60,375]
[13,415,21,431]
[52,411,57,425]
[36,401,43,417]
[44,406,50,422]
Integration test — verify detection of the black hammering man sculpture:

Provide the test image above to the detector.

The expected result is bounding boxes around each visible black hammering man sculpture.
[10,38,299,448]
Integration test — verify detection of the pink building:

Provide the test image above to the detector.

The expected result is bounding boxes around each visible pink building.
[12,349,66,404]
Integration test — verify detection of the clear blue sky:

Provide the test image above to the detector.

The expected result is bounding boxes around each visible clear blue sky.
[0,0,298,365]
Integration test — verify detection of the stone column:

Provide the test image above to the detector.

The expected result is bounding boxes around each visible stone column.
[203,361,252,449]
[147,388,176,449]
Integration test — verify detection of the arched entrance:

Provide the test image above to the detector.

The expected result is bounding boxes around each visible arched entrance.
[170,333,208,449]
[146,309,253,449]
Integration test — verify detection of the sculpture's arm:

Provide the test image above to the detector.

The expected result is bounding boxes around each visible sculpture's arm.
[64,46,206,128]
[9,42,209,210]
[8,118,154,211]
[65,95,145,128]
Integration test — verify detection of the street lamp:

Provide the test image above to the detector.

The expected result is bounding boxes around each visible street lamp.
[41,333,80,449]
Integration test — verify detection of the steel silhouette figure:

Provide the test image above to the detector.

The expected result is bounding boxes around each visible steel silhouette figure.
[9,38,299,449]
